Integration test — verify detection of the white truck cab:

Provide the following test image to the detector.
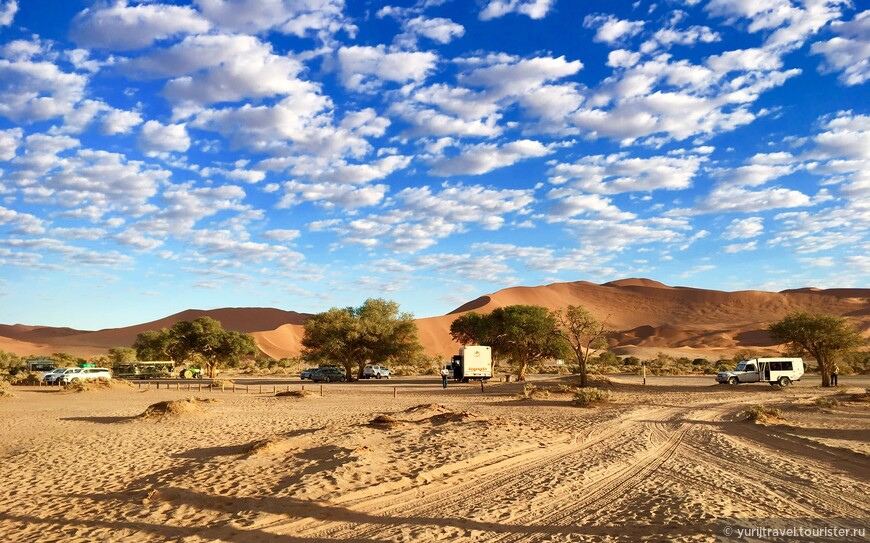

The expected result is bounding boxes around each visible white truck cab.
[717,357,804,387]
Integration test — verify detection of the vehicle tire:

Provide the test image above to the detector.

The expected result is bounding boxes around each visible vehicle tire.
[728,377,739,385]
[778,376,791,387]
[376,373,382,379]
[181,369,193,379]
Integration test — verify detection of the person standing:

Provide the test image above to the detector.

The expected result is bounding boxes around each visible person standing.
[440,366,450,389]
[831,364,840,386]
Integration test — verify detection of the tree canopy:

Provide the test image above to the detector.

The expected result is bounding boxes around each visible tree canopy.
[553,305,610,387]
[133,317,257,378]
[450,305,567,380]
[769,312,865,387]
[301,298,422,380]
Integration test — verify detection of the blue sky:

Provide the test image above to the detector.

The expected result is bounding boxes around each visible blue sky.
[0,0,867,330]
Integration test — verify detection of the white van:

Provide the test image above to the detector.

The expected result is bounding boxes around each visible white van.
[716,358,804,387]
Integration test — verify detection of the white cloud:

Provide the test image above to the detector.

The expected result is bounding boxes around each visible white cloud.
[194,0,354,41]
[101,108,144,135]
[126,34,309,109]
[337,45,438,91]
[811,10,870,86]
[461,55,583,99]
[479,0,555,21]
[723,216,764,239]
[429,139,551,176]
[583,14,645,44]
[548,153,706,194]
[0,42,88,123]
[401,16,465,46]
[138,121,191,155]
[71,2,210,50]
[0,127,22,161]
[0,205,45,235]
[278,180,389,209]
[681,185,812,214]
[0,0,17,27]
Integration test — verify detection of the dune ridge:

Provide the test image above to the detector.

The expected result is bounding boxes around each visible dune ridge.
[1,279,867,360]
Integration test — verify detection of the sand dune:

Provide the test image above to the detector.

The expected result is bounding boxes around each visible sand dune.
[1,279,867,360]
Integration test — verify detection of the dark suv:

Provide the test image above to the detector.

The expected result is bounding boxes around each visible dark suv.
[311,367,346,382]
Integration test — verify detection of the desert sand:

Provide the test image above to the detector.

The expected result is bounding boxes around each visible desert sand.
[1,374,868,542]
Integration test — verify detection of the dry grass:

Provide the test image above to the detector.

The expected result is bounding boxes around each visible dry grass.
[742,404,782,422]
[572,387,612,407]
[138,397,219,420]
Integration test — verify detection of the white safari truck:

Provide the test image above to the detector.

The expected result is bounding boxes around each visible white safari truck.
[716,357,805,387]
[449,346,493,383]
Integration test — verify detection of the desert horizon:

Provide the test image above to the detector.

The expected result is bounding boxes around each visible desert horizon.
[2,278,868,363]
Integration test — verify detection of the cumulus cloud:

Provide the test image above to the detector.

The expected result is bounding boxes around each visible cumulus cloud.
[0,41,88,123]
[429,139,551,176]
[548,152,706,194]
[0,0,17,27]
[194,0,354,41]
[811,10,870,86]
[337,45,438,91]
[71,2,210,50]
[400,16,465,46]
[125,34,310,109]
[138,121,191,155]
[0,127,22,161]
[479,0,555,21]
[583,14,645,44]
[723,216,764,239]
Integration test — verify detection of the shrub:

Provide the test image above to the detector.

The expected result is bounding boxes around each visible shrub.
[0,380,11,398]
[572,387,611,407]
[10,372,41,385]
[813,397,838,409]
[742,404,781,422]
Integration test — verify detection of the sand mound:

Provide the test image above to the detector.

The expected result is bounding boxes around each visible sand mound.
[403,403,449,413]
[428,411,488,425]
[139,397,218,420]
[245,438,289,456]
[369,414,403,428]
[64,378,132,393]
[275,390,314,398]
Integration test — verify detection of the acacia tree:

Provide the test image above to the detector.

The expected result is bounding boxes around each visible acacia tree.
[133,317,257,378]
[301,298,422,380]
[493,305,567,380]
[449,311,504,371]
[553,305,610,388]
[108,347,137,365]
[769,312,865,387]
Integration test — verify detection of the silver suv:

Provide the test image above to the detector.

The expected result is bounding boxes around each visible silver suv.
[59,367,112,385]
[362,365,391,379]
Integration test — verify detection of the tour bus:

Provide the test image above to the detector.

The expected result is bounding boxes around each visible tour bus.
[716,357,804,387]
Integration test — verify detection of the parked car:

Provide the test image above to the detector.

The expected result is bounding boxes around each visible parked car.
[362,365,391,379]
[43,367,74,385]
[311,367,347,382]
[300,368,318,380]
[59,367,112,385]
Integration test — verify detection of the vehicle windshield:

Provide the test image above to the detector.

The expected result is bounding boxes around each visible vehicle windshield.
[735,361,749,371]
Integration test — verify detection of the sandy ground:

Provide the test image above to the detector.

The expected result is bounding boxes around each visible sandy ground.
[0,374,868,542]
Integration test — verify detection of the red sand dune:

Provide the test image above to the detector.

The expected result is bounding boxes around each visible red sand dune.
[1,279,868,360]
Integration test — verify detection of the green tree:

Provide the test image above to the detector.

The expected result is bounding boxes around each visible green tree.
[490,305,567,381]
[769,312,865,387]
[133,318,258,378]
[301,298,422,380]
[449,311,505,371]
[553,305,610,387]
[108,347,137,365]
[450,312,497,345]
[133,330,172,361]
